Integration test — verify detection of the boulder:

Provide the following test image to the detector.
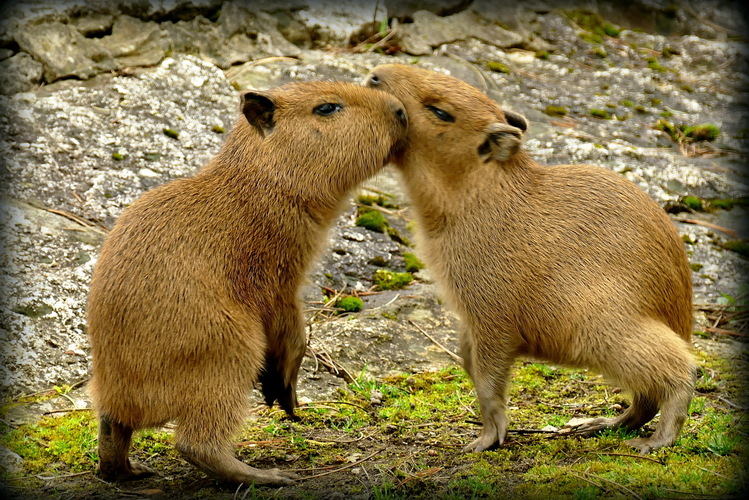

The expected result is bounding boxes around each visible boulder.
[0,52,44,95]
[397,9,523,55]
[99,14,170,68]
[14,21,117,81]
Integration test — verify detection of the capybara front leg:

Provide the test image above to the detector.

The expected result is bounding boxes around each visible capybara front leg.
[463,345,515,453]
[97,415,154,482]
[259,301,307,418]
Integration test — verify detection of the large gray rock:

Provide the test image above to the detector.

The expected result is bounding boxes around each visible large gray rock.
[0,52,44,95]
[163,10,301,70]
[14,20,117,81]
[385,0,472,19]
[397,9,524,55]
[99,14,170,68]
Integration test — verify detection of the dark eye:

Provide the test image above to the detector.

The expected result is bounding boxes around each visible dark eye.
[314,103,342,116]
[426,105,455,123]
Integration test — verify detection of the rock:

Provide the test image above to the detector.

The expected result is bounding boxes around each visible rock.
[294,0,386,46]
[70,12,115,37]
[397,9,523,56]
[271,10,314,48]
[99,14,170,68]
[14,20,117,81]
[385,0,472,19]
[163,10,300,70]
[0,52,44,95]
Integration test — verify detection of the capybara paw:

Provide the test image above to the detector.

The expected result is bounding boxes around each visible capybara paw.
[562,416,614,436]
[624,437,659,455]
[462,430,502,453]
[96,460,154,482]
[251,468,298,486]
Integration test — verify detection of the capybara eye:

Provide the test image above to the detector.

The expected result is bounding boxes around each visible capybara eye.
[314,103,342,116]
[369,74,380,85]
[426,105,455,123]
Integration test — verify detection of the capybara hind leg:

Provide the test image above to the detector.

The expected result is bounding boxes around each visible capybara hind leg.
[177,443,298,486]
[563,393,659,435]
[97,415,154,482]
[626,388,692,454]
[463,346,515,453]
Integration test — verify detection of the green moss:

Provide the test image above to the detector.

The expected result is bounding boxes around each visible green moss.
[646,57,667,72]
[579,31,602,44]
[722,240,749,258]
[682,195,704,211]
[655,118,679,140]
[486,61,511,74]
[589,108,611,119]
[1,411,98,475]
[111,152,124,161]
[355,210,389,233]
[684,123,720,142]
[336,296,364,313]
[592,46,607,58]
[357,193,399,209]
[373,269,413,290]
[369,255,389,267]
[211,125,225,134]
[650,97,663,106]
[709,197,749,210]
[566,9,620,42]
[690,263,704,272]
[681,84,695,93]
[163,128,180,139]
[535,50,551,60]
[682,234,696,245]
[403,252,425,273]
[544,105,569,117]
[634,105,647,113]
[659,110,674,118]
[619,100,635,107]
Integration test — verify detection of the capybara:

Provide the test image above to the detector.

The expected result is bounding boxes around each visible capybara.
[366,63,694,454]
[87,81,407,486]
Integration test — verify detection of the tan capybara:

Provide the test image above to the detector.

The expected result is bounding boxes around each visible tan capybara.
[87,81,407,486]
[366,64,694,454]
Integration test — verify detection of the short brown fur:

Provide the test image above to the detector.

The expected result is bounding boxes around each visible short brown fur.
[366,64,694,454]
[87,81,407,485]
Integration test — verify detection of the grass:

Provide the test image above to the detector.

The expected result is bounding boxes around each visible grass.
[2,346,746,498]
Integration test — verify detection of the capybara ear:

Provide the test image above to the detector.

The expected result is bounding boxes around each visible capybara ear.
[504,110,528,133]
[242,91,276,138]
[479,122,524,162]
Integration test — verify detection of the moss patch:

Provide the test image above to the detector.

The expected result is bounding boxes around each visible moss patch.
[403,252,425,273]
[335,296,364,313]
[373,269,414,290]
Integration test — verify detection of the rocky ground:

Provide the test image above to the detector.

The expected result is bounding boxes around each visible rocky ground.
[0,1,748,498]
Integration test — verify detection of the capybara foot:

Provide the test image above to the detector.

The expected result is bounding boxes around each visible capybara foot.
[562,416,619,436]
[625,431,677,455]
[463,412,508,453]
[178,444,298,486]
[97,459,154,482]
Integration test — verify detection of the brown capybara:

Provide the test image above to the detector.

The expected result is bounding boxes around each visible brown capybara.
[366,64,694,454]
[87,81,407,486]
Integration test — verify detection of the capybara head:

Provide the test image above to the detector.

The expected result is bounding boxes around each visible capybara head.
[236,81,408,197]
[364,64,527,172]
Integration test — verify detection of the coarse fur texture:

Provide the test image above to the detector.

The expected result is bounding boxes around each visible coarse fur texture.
[87,81,407,486]
[366,64,694,455]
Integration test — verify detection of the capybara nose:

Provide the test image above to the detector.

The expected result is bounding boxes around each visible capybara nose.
[395,107,407,127]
